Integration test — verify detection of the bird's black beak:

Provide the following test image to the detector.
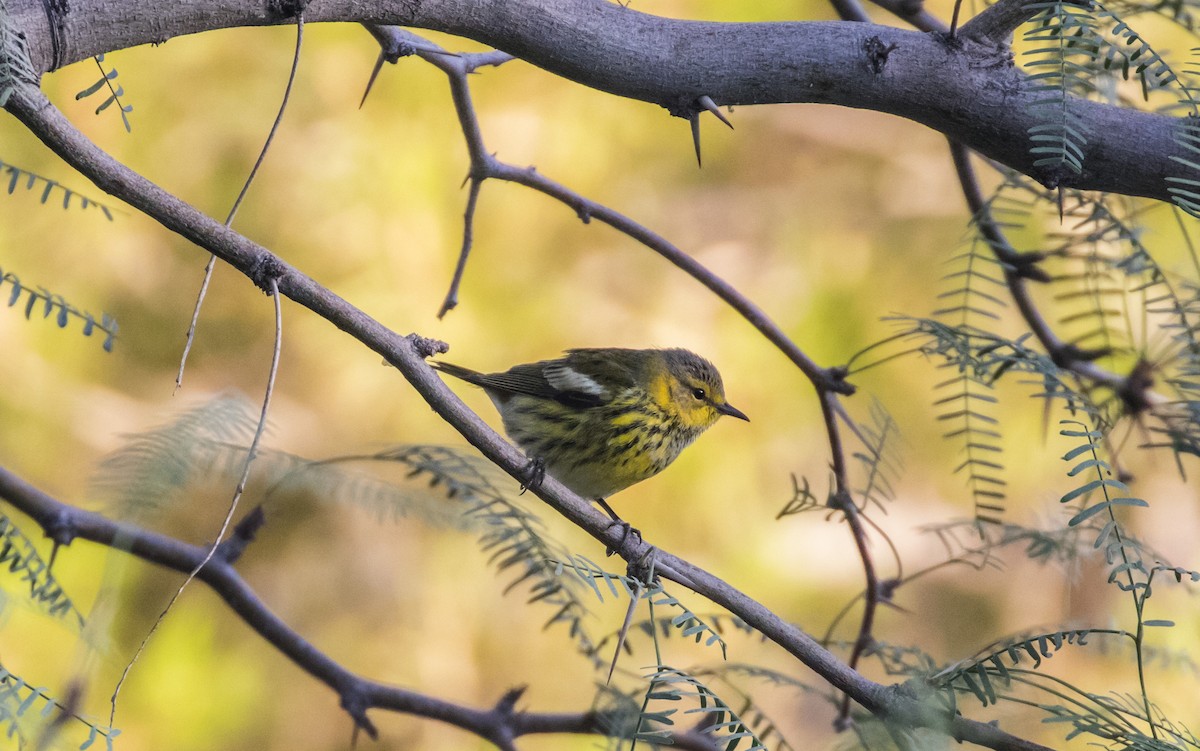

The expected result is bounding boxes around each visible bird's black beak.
[716,402,750,421]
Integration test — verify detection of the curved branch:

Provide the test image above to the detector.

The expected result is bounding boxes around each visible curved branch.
[5,0,1190,202]
[2,84,1051,751]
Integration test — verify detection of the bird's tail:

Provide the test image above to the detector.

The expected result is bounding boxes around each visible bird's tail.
[430,361,486,386]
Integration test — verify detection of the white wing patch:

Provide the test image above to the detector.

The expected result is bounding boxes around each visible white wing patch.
[544,363,610,399]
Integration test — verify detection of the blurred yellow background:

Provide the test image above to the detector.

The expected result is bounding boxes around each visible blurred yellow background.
[2,1,1199,749]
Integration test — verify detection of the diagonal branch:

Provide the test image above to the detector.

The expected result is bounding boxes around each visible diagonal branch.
[3,82,1050,751]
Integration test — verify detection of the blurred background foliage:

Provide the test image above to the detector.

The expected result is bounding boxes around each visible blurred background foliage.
[1,0,1199,749]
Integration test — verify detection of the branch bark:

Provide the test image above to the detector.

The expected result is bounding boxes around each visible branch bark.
[5,0,1191,202]
[2,81,1054,751]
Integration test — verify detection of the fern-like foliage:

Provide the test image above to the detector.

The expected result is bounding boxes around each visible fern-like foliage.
[1093,4,1192,105]
[631,665,769,751]
[904,316,1092,521]
[1022,1,1101,176]
[0,157,119,220]
[934,627,1111,705]
[1169,49,1200,215]
[924,516,1090,568]
[0,0,36,107]
[776,472,822,518]
[0,512,86,629]
[75,54,133,132]
[691,668,800,751]
[0,264,119,352]
[778,402,901,518]
[359,445,613,662]
[935,236,1008,326]
[851,400,903,513]
[91,395,261,518]
[594,601,752,662]
[932,190,1023,523]
[0,663,120,750]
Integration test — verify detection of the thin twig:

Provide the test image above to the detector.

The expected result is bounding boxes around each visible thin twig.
[115,16,304,717]
[109,277,284,726]
[367,26,850,395]
[175,15,305,392]
[438,176,483,318]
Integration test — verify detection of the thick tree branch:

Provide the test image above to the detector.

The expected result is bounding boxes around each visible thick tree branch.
[5,0,1190,202]
[2,83,1051,750]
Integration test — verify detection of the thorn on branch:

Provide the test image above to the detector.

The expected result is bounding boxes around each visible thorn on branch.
[408,333,450,359]
[495,686,527,714]
[666,95,734,167]
[625,545,659,587]
[360,52,388,109]
[696,95,733,129]
[248,255,287,295]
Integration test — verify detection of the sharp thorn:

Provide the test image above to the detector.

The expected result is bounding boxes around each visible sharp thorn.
[690,114,702,167]
[697,95,733,129]
[360,51,386,109]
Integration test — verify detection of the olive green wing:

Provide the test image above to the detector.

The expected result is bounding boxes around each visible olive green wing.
[435,351,643,408]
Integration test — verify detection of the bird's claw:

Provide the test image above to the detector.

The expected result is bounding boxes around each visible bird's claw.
[604,519,642,557]
[518,457,546,494]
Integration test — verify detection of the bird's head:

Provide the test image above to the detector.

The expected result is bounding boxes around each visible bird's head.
[653,349,749,429]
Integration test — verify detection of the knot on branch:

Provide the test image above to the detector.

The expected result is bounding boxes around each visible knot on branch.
[1050,342,1109,369]
[43,508,77,548]
[1006,251,1051,283]
[248,255,286,294]
[265,0,308,20]
[823,366,857,396]
[408,333,449,359]
[215,506,266,565]
[625,544,660,587]
[878,576,901,602]
[863,36,899,74]
[826,488,855,511]
[383,40,419,63]
[339,684,379,740]
[1117,358,1156,416]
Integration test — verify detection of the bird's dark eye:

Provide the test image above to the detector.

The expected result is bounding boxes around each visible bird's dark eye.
[692,387,706,400]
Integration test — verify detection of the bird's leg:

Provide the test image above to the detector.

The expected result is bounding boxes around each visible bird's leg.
[518,457,546,494]
[596,498,641,557]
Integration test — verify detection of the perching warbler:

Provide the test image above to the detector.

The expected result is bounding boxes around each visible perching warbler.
[432,348,748,522]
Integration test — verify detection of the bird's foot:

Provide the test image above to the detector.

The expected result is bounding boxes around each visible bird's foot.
[518,457,546,494]
[604,519,642,557]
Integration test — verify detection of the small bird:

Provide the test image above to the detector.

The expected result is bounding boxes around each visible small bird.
[432,347,748,525]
